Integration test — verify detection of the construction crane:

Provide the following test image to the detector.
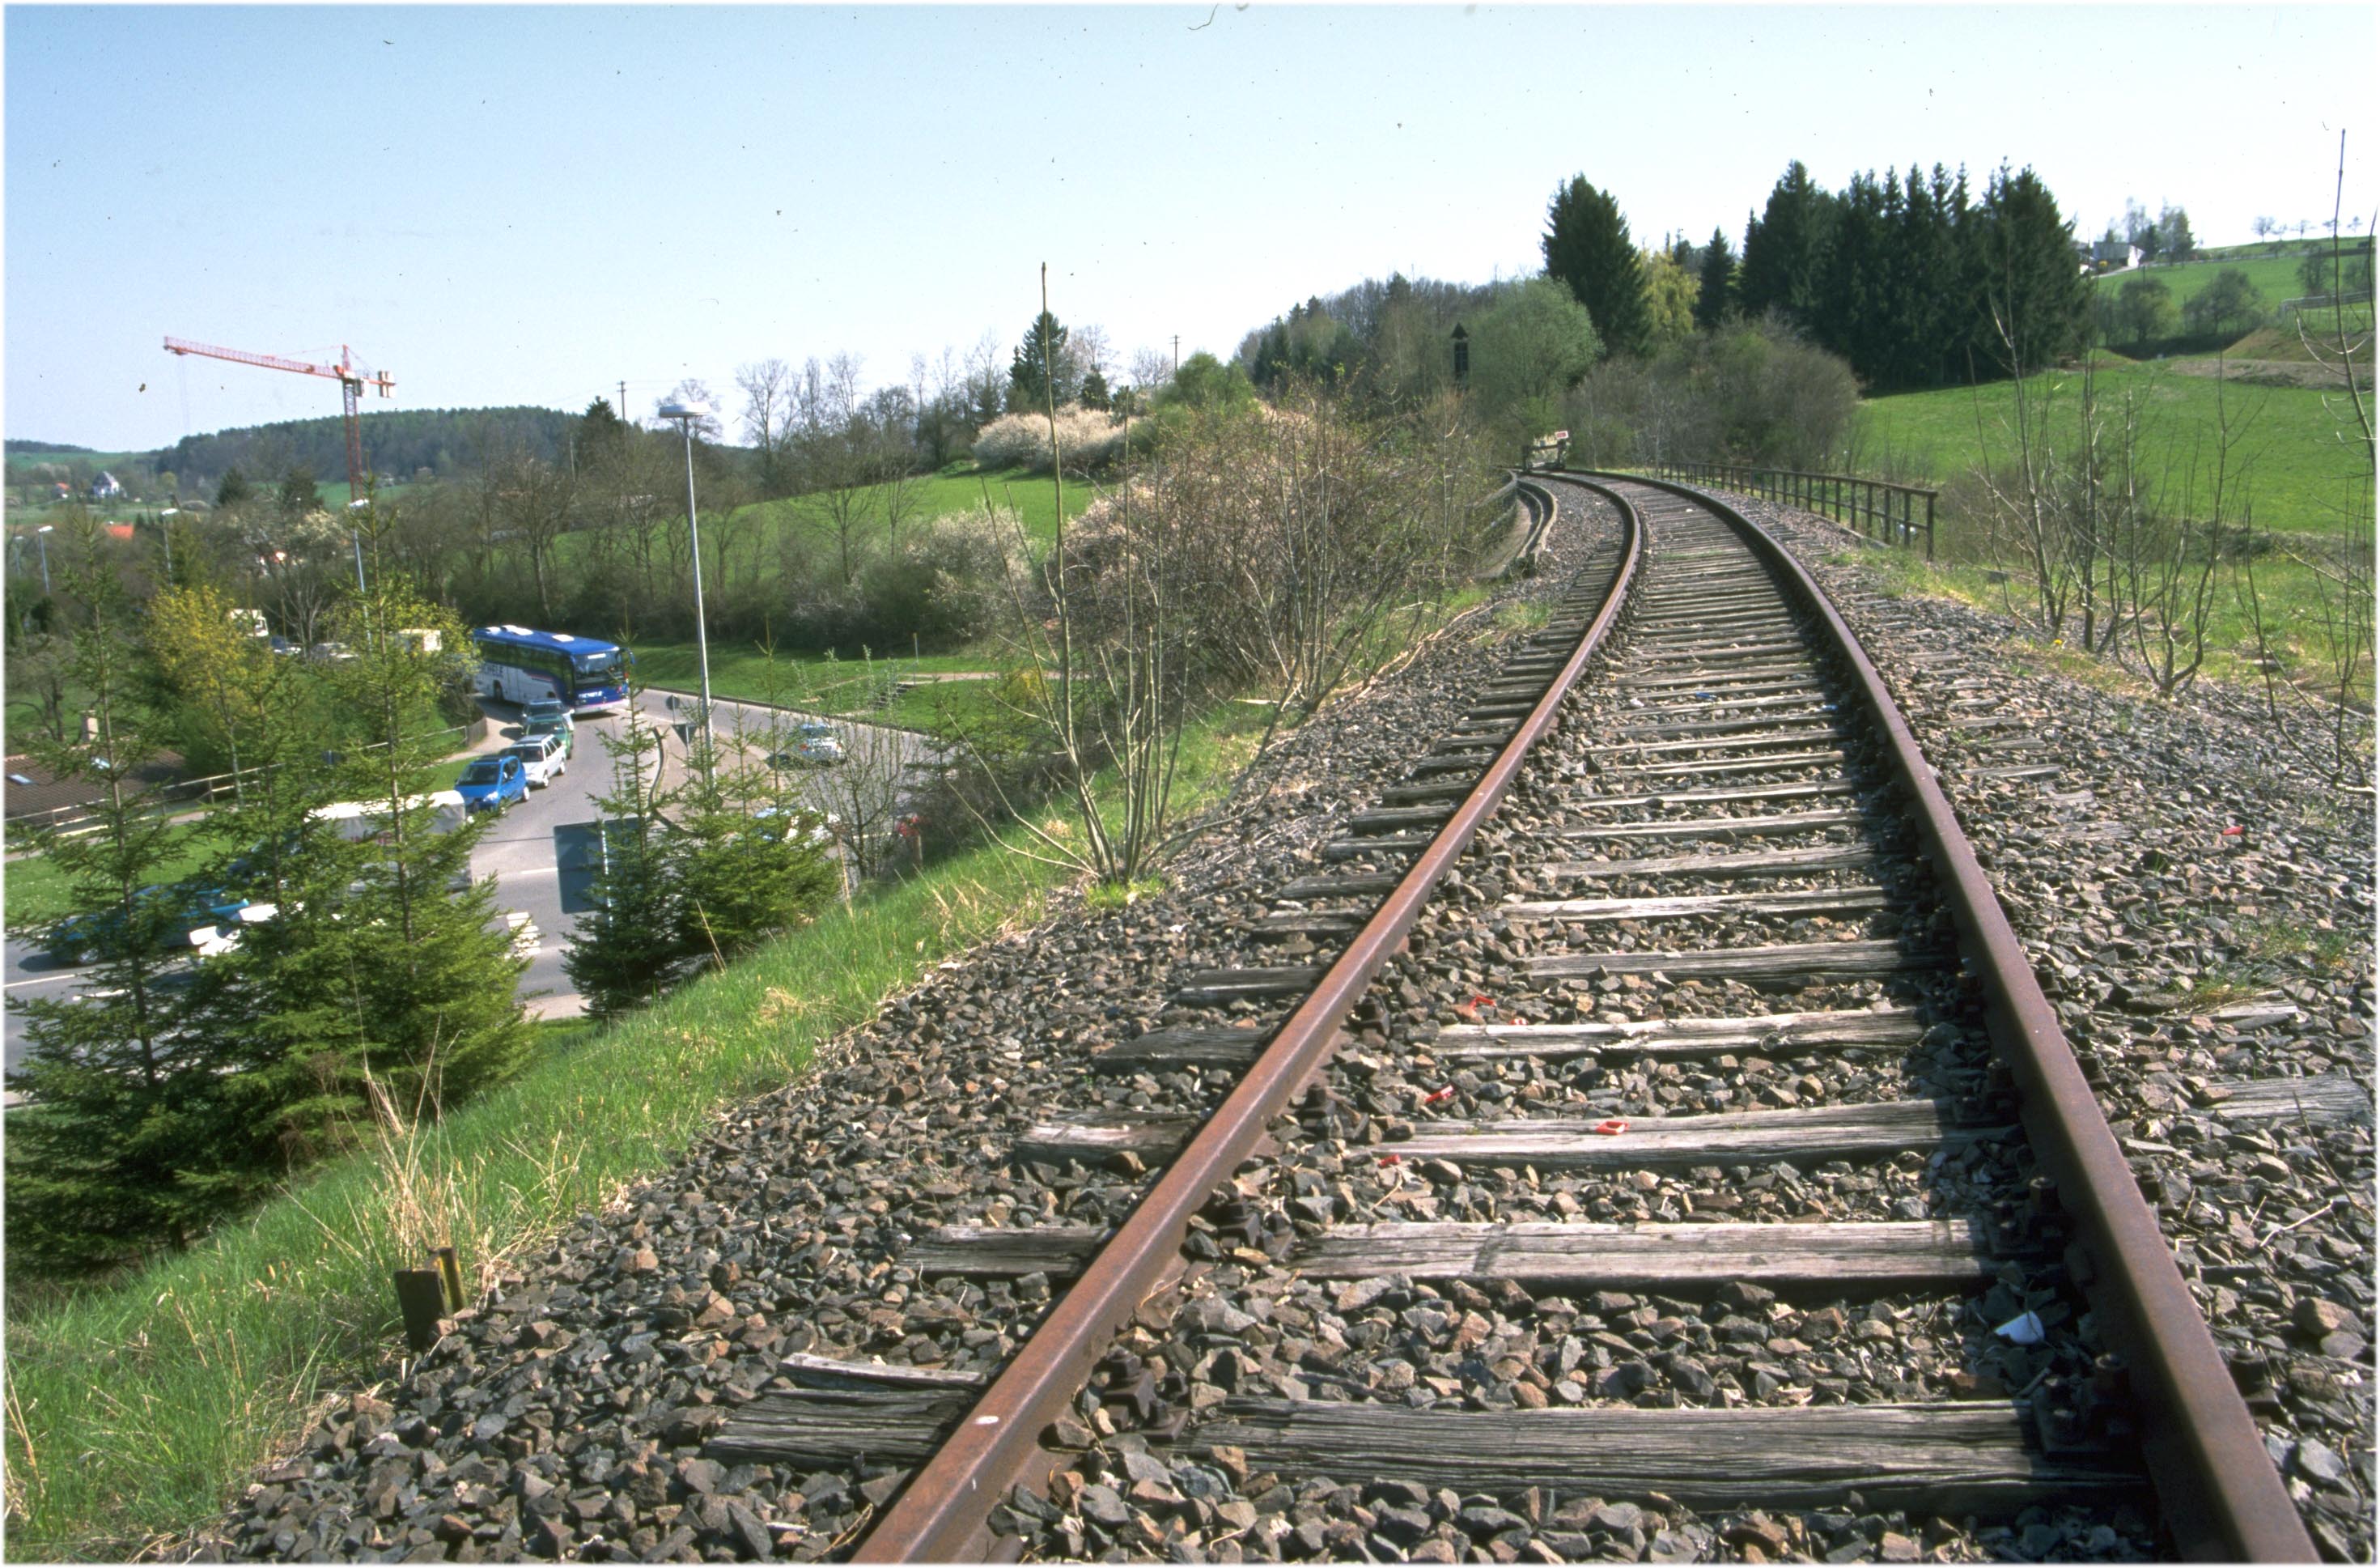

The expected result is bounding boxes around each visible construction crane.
[162,337,395,495]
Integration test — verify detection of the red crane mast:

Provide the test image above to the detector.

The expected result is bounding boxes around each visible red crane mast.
[162,337,396,495]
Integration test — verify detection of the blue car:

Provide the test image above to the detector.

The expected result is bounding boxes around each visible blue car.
[45,884,250,966]
[455,754,528,814]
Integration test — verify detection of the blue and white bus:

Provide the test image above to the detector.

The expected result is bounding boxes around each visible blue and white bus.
[469,625,630,712]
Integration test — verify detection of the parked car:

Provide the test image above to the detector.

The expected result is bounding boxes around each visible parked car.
[505,733,567,788]
[268,635,299,657]
[45,884,250,966]
[766,722,846,768]
[454,754,528,814]
[524,714,575,759]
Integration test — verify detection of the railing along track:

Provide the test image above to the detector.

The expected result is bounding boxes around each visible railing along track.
[715,474,2310,1562]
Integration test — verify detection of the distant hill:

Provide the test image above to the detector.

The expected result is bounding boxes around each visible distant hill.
[4,406,579,500]
[159,406,576,491]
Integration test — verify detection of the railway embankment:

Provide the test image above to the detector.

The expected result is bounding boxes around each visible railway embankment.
[214,482,2371,1564]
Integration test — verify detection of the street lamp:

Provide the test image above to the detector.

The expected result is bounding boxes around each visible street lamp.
[655,397,715,761]
[35,525,53,595]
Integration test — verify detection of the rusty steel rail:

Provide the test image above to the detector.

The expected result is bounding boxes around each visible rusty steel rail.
[1576,470,2314,1562]
[852,482,1645,1562]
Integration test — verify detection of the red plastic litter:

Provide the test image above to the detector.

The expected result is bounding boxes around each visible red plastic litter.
[1469,994,1497,1012]
[1589,1120,1630,1136]
[2222,825,2245,837]
[1422,1086,1456,1105]
[1377,1154,1402,1166]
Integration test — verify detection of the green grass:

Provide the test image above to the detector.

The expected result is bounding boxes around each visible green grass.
[0,557,1508,1553]
[0,685,1283,1558]
[3,822,214,929]
[549,464,1097,584]
[2,826,1071,1556]
[1829,516,2374,707]
[1850,356,2369,537]
[2091,253,2311,313]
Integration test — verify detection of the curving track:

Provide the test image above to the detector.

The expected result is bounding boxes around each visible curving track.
[707,475,2313,1562]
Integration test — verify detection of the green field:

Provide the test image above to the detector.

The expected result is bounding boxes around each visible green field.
[2091,253,2311,313]
[548,461,1097,582]
[1849,354,2370,536]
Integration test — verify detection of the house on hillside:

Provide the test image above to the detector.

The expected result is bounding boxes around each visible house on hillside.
[2087,238,2140,271]
[88,471,124,499]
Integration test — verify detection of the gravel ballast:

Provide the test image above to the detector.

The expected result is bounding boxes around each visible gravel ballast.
[214,481,2373,1564]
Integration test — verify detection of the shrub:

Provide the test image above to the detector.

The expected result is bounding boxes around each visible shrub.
[855,508,1025,648]
[1564,316,1856,469]
[971,408,1130,473]
[2182,268,2268,340]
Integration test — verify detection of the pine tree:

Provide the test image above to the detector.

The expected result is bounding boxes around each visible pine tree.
[1694,227,1738,329]
[1080,368,1112,411]
[1967,164,2089,377]
[1542,176,1652,357]
[214,501,530,1149]
[579,396,630,459]
[564,667,689,1015]
[1738,161,1838,327]
[1008,310,1075,412]
[4,521,259,1271]
[669,729,839,971]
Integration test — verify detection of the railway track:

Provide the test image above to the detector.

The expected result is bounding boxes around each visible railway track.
[702,474,2317,1562]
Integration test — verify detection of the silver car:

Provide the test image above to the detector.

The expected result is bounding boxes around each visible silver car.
[504,733,568,788]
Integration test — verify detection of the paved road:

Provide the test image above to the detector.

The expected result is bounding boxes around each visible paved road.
[4,693,941,1076]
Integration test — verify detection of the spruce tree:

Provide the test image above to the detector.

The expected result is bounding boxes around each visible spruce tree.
[564,666,690,1015]
[1542,176,1652,357]
[1967,164,2089,377]
[1008,311,1075,412]
[1694,227,1738,329]
[211,499,529,1149]
[4,521,258,1271]
[1737,161,1838,327]
[669,728,838,971]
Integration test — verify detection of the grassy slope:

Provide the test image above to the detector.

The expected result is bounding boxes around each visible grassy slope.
[2090,253,2309,312]
[0,546,1519,1555]
[548,463,1096,584]
[0,682,1293,1557]
[1843,363,2372,701]
[611,464,1100,733]
[4,830,1070,1555]
[1850,357,2369,536]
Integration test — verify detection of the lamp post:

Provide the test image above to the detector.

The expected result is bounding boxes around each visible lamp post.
[656,398,715,763]
[35,524,53,595]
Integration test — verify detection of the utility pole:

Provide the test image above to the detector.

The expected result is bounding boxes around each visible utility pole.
[620,380,630,423]
[1172,335,1180,376]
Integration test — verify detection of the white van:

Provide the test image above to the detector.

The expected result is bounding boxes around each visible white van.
[308,790,469,842]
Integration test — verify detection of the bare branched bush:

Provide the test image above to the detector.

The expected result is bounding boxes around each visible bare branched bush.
[1063,389,1487,726]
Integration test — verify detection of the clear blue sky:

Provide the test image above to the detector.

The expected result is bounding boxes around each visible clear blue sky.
[6,4,2371,453]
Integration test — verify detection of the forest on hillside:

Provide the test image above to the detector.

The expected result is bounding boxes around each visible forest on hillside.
[4,406,578,502]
